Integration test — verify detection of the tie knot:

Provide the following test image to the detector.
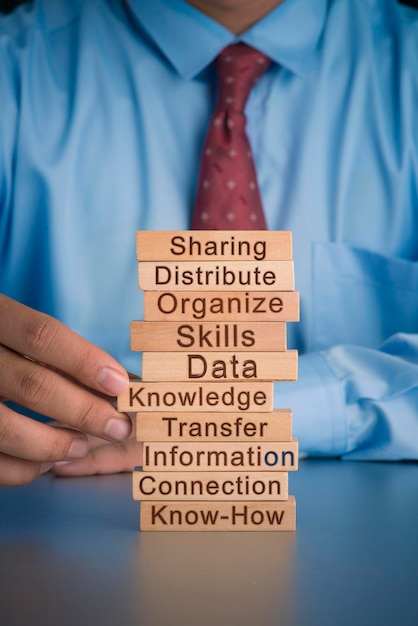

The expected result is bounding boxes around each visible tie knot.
[216,44,271,113]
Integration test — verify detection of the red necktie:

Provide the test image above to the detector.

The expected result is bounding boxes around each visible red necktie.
[191,44,271,230]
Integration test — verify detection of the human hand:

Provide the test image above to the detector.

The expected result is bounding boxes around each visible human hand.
[0,294,131,486]
[53,425,143,477]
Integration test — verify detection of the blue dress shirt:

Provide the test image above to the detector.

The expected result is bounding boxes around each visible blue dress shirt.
[1,0,418,459]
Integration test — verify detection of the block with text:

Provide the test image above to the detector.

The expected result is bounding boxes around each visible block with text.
[118,230,300,531]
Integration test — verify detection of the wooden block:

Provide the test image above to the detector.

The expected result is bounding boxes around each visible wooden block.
[136,231,292,261]
[143,290,300,322]
[144,291,299,322]
[142,350,298,382]
[136,409,293,442]
[138,261,294,291]
[133,470,289,501]
[117,381,274,412]
[130,321,287,352]
[142,440,299,471]
[140,497,296,531]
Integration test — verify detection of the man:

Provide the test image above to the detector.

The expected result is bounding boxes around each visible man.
[0,0,417,486]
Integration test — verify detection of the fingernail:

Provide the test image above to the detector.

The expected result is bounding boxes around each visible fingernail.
[97,367,128,395]
[40,462,54,475]
[104,417,132,441]
[54,461,72,467]
[67,438,89,459]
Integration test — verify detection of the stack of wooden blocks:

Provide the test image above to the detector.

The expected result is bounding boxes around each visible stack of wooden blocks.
[117,230,299,531]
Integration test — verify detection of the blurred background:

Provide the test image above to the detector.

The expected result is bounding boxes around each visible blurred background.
[1,0,418,12]
[1,0,26,10]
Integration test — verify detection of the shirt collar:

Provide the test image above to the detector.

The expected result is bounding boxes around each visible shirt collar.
[127,0,328,79]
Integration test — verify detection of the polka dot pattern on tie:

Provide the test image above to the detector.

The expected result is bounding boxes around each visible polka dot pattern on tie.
[191,44,272,231]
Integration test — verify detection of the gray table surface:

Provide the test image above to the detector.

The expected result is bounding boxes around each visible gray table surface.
[1,459,417,626]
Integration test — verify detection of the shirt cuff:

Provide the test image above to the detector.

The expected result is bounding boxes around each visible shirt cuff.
[275,351,348,457]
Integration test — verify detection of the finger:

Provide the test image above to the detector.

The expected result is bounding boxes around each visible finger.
[0,294,129,396]
[52,425,107,450]
[0,345,132,441]
[51,413,136,448]
[0,402,89,462]
[0,451,53,486]
[53,440,143,476]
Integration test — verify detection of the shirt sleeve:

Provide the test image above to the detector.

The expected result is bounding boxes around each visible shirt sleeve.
[277,334,418,461]
[0,15,19,241]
